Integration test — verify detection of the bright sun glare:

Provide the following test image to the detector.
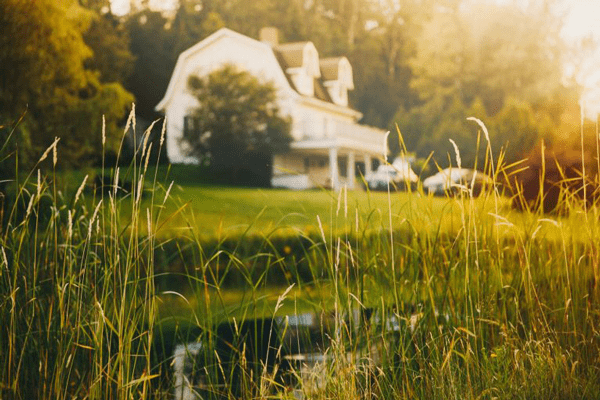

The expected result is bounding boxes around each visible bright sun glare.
[560,0,600,116]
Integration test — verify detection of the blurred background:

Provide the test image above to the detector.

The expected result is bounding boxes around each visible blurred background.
[1,0,599,174]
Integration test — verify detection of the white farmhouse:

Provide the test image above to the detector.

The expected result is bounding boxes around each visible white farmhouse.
[156,27,388,190]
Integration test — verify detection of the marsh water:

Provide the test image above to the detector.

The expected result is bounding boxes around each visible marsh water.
[169,308,390,399]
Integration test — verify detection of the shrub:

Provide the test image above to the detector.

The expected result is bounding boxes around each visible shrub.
[508,138,600,213]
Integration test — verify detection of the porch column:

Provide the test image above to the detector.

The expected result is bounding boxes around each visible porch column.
[329,147,339,191]
[347,151,355,189]
[364,154,372,178]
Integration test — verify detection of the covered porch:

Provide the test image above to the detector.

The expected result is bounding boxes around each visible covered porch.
[272,119,388,190]
[271,147,380,191]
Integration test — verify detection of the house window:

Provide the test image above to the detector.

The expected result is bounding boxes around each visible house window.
[183,115,199,135]
[372,158,380,171]
[304,157,310,173]
[183,115,191,133]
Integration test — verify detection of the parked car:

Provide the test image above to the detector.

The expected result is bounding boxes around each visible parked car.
[366,157,418,191]
[423,168,493,196]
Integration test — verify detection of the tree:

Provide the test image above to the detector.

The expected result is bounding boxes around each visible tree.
[169,0,224,59]
[83,10,136,84]
[124,9,175,121]
[184,65,292,186]
[389,0,573,167]
[349,16,418,128]
[0,0,133,169]
[409,7,470,105]
[408,0,567,111]
[392,93,555,170]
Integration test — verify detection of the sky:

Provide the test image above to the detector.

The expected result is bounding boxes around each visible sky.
[110,0,600,115]
[111,0,176,15]
[559,0,600,41]
[560,0,600,115]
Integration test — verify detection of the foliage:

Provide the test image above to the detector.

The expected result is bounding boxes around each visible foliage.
[507,124,600,213]
[169,0,224,57]
[390,0,577,166]
[0,0,85,166]
[123,3,225,124]
[184,65,292,186]
[83,11,136,84]
[0,0,133,170]
[393,96,556,169]
[124,10,175,121]
[349,19,418,128]
[487,98,554,164]
[409,1,565,110]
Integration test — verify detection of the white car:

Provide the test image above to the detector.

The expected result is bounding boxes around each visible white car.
[423,168,492,196]
[366,157,418,190]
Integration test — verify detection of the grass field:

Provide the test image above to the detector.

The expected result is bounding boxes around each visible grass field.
[3,144,600,399]
[56,163,505,238]
[51,163,590,243]
[152,179,462,238]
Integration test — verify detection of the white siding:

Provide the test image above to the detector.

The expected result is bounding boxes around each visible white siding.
[162,32,295,162]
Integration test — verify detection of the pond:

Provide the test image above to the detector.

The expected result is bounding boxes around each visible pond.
[170,308,373,399]
[167,306,433,400]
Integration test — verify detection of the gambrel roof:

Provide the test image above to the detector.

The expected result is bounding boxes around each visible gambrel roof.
[156,27,357,113]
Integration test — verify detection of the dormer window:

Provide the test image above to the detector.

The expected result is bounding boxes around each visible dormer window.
[276,41,320,97]
[320,57,354,106]
[271,32,356,106]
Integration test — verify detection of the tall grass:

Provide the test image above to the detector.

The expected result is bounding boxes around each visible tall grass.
[0,112,166,399]
[1,113,600,399]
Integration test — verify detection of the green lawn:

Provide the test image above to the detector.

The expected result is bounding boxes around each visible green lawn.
[131,164,507,240]
[157,183,420,236]
[41,162,591,249]
[50,163,584,243]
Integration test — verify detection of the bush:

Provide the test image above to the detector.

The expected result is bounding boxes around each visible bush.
[507,138,600,214]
